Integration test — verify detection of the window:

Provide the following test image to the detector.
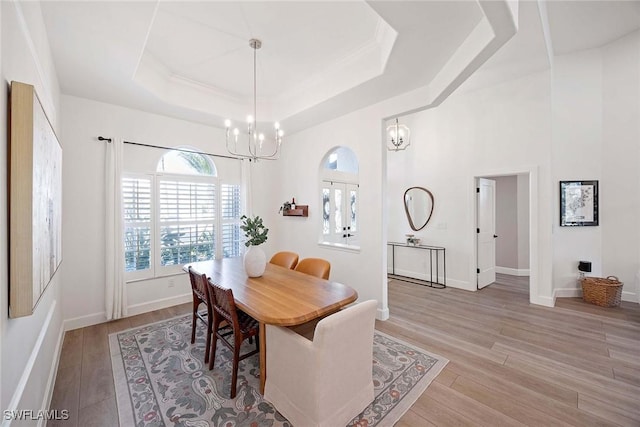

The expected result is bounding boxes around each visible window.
[123,176,152,279]
[319,147,359,249]
[221,184,242,258]
[158,177,216,271]
[321,181,359,246]
[123,149,242,280]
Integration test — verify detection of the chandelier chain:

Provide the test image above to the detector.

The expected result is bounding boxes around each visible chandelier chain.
[253,41,257,130]
[224,39,283,161]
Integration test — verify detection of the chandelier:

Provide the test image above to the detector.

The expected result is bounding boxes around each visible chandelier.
[386,118,410,151]
[225,39,283,161]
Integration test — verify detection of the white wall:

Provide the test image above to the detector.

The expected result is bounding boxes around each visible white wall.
[601,31,640,302]
[283,28,639,311]
[387,71,552,300]
[1,0,64,421]
[251,105,391,318]
[258,68,555,317]
[494,176,518,269]
[551,48,604,295]
[60,95,235,329]
[551,31,640,302]
[517,173,530,270]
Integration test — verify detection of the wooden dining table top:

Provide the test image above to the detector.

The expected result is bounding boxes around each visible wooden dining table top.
[184,257,358,326]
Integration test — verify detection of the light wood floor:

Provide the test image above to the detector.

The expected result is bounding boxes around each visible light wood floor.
[384,275,640,427]
[49,274,640,426]
[48,304,193,427]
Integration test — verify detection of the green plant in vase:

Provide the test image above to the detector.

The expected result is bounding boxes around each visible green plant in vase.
[240,215,269,277]
[240,215,268,246]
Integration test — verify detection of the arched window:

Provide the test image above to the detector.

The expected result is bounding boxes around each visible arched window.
[319,147,359,249]
[156,150,217,176]
[123,149,242,280]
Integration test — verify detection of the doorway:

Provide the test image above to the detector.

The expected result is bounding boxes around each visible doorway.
[475,173,531,293]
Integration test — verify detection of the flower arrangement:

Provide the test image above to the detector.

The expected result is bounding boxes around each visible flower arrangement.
[240,215,269,247]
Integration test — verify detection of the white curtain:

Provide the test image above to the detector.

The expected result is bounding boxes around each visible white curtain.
[105,137,126,320]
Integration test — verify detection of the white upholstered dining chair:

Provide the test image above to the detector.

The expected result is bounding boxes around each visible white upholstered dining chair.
[264,300,377,427]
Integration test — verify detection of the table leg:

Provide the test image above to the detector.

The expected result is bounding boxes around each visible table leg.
[259,322,266,394]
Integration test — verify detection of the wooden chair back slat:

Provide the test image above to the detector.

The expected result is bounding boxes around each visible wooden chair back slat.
[209,282,240,332]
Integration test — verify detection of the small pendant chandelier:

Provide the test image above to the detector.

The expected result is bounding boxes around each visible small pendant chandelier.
[386,118,410,151]
[225,39,283,161]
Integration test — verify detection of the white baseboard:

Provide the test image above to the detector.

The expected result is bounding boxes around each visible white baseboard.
[39,321,65,427]
[531,295,555,307]
[377,307,389,321]
[65,293,192,331]
[4,301,57,427]
[388,269,471,292]
[446,279,473,291]
[64,312,107,331]
[621,291,638,303]
[389,267,446,284]
[554,288,582,299]
[127,293,191,317]
[496,267,530,276]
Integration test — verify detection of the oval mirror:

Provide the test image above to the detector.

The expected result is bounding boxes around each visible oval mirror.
[404,187,435,231]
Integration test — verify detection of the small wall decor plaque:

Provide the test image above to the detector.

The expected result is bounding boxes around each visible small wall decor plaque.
[560,180,599,227]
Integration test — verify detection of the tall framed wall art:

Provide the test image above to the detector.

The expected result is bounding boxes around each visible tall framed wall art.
[9,81,63,317]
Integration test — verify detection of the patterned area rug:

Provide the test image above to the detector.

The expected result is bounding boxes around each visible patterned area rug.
[110,314,448,427]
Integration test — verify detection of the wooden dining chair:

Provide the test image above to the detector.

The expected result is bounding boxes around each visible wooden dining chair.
[269,251,299,269]
[187,266,215,364]
[294,257,331,280]
[208,279,260,398]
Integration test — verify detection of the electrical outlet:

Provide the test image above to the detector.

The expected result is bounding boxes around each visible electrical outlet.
[168,278,175,288]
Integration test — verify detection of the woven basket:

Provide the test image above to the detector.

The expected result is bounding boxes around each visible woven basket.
[581,276,622,307]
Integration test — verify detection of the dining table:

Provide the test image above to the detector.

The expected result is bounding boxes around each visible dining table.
[183,256,358,393]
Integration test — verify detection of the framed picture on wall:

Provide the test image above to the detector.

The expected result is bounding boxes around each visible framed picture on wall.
[560,180,599,227]
[9,81,63,317]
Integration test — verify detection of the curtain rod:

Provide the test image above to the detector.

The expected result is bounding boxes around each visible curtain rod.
[97,136,243,161]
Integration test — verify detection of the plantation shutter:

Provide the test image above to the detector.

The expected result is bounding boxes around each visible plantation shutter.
[157,176,216,272]
[122,176,153,278]
[221,183,242,258]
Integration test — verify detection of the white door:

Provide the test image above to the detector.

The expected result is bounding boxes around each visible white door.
[477,178,496,289]
[345,183,358,246]
[321,181,358,246]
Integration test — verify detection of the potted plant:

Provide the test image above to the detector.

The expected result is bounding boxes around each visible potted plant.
[240,215,269,277]
[278,201,292,214]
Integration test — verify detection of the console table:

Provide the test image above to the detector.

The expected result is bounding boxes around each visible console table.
[387,242,446,289]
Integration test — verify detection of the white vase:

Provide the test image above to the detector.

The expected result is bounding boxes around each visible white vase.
[244,245,266,277]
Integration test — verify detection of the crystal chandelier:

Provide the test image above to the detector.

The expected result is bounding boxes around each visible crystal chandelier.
[386,118,410,151]
[225,39,283,161]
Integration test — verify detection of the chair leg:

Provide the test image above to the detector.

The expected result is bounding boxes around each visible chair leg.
[203,317,213,364]
[208,317,221,371]
[230,337,241,399]
[191,298,198,344]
